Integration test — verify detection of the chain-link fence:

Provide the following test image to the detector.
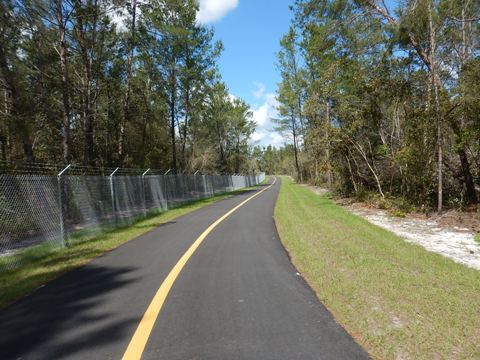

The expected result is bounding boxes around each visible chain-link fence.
[0,168,265,271]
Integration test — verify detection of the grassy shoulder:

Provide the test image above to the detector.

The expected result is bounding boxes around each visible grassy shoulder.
[0,184,263,309]
[475,233,480,244]
[274,176,480,360]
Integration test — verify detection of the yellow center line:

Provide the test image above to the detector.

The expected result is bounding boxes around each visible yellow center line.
[122,177,277,360]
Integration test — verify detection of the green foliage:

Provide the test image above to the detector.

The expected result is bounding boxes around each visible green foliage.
[273,0,480,209]
[0,0,256,173]
[253,145,297,175]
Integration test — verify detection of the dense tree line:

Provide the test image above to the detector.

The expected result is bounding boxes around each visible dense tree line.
[0,0,256,174]
[252,144,296,175]
[274,0,479,211]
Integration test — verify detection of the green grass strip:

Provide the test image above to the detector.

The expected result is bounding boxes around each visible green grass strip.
[274,176,480,360]
[0,184,264,309]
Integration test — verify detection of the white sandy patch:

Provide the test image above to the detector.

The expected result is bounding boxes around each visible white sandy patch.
[300,183,480,270]
[299,184,330,196]
[346,206,480,271]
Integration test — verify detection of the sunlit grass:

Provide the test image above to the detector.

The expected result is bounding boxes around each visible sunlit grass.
[274,176,480,359]
[0,184,264,309]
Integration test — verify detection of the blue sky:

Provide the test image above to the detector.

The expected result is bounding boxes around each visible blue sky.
[198,0,294,148]
[196,0,399,148]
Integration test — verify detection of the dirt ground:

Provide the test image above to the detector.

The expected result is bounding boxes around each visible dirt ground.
[302,184,480,270]
[337,197,480,234]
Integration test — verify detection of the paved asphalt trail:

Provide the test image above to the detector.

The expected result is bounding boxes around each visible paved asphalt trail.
[0,177,369,360]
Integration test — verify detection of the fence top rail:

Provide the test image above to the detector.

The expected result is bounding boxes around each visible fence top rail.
[0,161,264,178]
[109,167,120,177]
[57,164,71,177]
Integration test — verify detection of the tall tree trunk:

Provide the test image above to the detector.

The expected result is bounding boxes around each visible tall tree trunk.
[215,119,226,172]
[181,87,190,169]
[453,1,477,204]
[170,83,177,172]
[141,116,148,166]
[458,148,477,203]
[291,112,301,181]
[325,98,332,186]
[429,1,443,213]
[106,88,115,167]
[140,78,151,166]
[345,154,358,193]
[0,41,34,162]
[449,117,478,204]
[55,0,71,165]
[235,135,240,173]
[76,0,97,166]
[81,48,94,166]
[1,89,11,161]
[118,0,137,166]
[0,135,5,161]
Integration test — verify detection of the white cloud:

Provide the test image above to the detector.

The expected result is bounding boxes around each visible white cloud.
[251,132,266,142]
[230,83,284,148]
[109,1,236,31]
[252,103,270,127]
[250,127,285,148]
[249,85,285,148]
[196,0,238,24]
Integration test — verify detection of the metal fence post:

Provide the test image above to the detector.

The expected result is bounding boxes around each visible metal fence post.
[57,164,71,247]
[164,169,171,209]
[142,168,150,216]
[110,167,119,225]
[202,175,207,198]
[193,170,200,199]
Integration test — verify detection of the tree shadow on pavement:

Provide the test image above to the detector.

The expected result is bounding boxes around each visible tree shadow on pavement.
[0,263,140,359]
